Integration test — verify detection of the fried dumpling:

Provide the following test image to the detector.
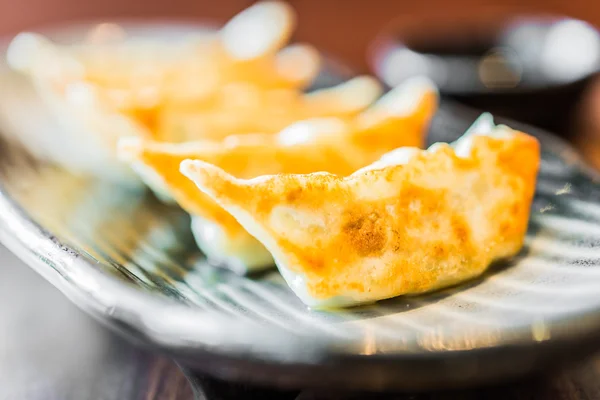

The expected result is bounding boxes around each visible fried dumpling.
[4,1,321,182]
[7,2,314,101]
[118,77,438,272]
[181,114,540,307]
[154,75,383,142]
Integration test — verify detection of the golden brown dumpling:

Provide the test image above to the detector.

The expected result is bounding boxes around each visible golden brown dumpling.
[4,1,321,182]
[154,76,382,142]
[119,77,438,272]
[181,114,540,307]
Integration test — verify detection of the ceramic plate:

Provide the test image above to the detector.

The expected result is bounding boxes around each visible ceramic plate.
[1,22,600,392]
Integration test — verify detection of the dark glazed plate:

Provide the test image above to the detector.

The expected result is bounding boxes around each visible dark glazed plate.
[2,22,600,392]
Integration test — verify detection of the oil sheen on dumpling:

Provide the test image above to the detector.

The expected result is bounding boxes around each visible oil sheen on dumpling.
[119,77,438,273]
[181,114,540,307]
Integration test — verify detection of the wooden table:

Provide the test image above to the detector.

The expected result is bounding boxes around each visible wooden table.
[3,243,600,400]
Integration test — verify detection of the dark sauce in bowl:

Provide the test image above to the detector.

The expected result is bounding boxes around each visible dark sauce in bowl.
[370,16,600,134]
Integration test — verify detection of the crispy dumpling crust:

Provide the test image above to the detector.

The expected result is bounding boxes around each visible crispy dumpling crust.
[119,80,437,241]
[181,129,540,305]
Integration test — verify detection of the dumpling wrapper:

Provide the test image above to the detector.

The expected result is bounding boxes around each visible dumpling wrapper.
[122,74,384,198]
[7,1,314,101]
[154,75,383,142]
[118,77,438,273]
[4,1,320,182]
[180,114,540,308]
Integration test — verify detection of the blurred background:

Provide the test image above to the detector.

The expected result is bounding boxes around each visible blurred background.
[3,0,598,168]
[0,0,596,72]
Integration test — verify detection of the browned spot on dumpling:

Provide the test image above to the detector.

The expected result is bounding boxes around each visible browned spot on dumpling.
[451,215,471,244]
[343,211,386,257]
[432,243,448,258]
[286,187,302,202]
[499,221,511,236]
[510,202,521,217]
[347,282,366,292]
